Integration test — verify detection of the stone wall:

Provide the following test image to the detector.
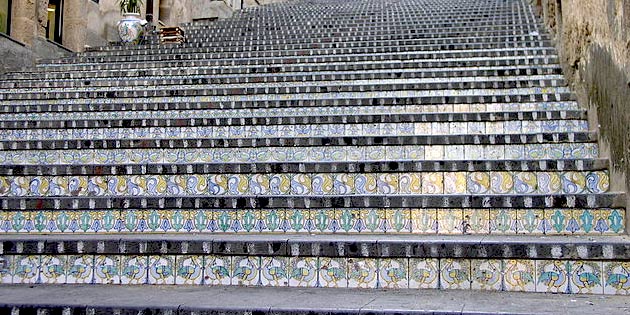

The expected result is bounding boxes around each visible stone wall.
[533,0,630,215]
[0,34,70,74]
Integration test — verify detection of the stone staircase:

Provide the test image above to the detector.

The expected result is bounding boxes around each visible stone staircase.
[0,0,629,313]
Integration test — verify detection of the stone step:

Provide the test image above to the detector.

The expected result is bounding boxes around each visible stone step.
[0,132,596,151]
[1,234,629,294]
[0,75,569,100]
[0,120,589,142]
[1,285,628,314]
[171,25,543,45]
[78,34,553,58]
[0,65,563,89]
[86,32,551,54]
[0,99,579,115]
[36,47,558,71]
[6,56,562,81]
[0,169,613,198]
[0,193,624,211]
[0,207,625,235]
[0,142,601,166]
[0,109,586,128]
[0,86,576,109]
[0,158,610,176]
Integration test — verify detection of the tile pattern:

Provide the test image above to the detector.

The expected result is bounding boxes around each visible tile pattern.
[1,254,626,295]
[0,171,610,197]
[0,208,623,235]
[0,143,600,165]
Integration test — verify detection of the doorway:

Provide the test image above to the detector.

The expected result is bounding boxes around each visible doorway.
[46,0,63,43]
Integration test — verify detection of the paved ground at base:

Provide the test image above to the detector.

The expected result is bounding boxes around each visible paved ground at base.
[1,284,629,314]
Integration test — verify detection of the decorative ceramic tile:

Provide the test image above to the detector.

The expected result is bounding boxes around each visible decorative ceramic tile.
[489,209,517,234]
[437,209,463,234]
[307,174,340,197]
[561,172,586,194]
[600,209,625,234]
[204,255,231,286]
[471,260,502,290]
[516,209,545,234]
[409,258,439,289]
[40,255,66,284]
[328,208,350,233]
[377,173,399,194]
[355,174,377,194]
[463,209,489,234]
[503,259,536,292]
[424,146,444,160]
[93,255,120,285]
[291,174,312,195]
[378,258,408,289]
[603,261,630,295]
[570,261,603,294]
[513,172,537,194]
[545,209,569,235]
[536,260,569,293]
[348,258,378,288]
[489,172,514,194]
[284,209,310,233]
[421,172,443,194]
[319,257,347,288]
[232,256,260,286]
[334,173,355,195]
[443,172,466,194]
[360,209,387,233]
[12,255,40,284]
[399,173,422,194]
[444,145,465,160]
[66,255,93,284]
[269,174,292,195]
[0,255,13,283]
[260,257,288,287]
[440,259,470,289]
[536,172,562,194]
[148,255,176,285]
[174,255,203,285]
[312,209,334,233]
[288,257,318,287]
[208,174,229,195]
[120,255,148,285]
[467,172,490,194]
[213,210,238,233]
[385,209,410,233]
[585,171,609,193]
[410,208,438,234]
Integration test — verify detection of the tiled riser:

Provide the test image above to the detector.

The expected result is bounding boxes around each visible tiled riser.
[1,120,588,141]
[1,255,628,295]
[0,143,600,165]
[0,74,566,95]
[0,208,624,235]
[0,102,581,121]
[0,171,610,197]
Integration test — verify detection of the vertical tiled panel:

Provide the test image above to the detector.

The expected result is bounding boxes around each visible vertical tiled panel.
[175,255,204,285]
[503,260,536,292]
[288,257,318,287]
[347,258,377,288]
[319,257,348,288]
[148,255,176,285]
[378,258,408,289]
[93,255,121,285]
[260,257,288,287]
[471,260,503,291]
[440,259,471,290]
[204,255,231,286]
[231,256,261,286]
[409,258,439,289]
[66,255,94,284]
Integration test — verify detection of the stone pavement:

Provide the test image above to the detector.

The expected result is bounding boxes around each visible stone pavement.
[1,284,629,314]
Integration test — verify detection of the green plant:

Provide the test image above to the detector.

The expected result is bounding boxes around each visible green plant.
[117,0,144,14]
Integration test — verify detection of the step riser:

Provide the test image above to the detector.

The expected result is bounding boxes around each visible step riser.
[0,208,624,235]
[0,120,589,141]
